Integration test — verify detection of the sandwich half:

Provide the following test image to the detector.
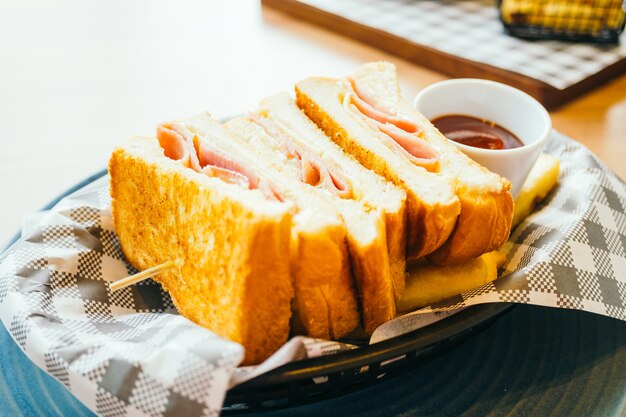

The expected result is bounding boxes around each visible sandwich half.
[296,62,514,264]
[109,136,293,365]
[225,96,406,332]
[254,93,408,297]
[165,113,360,340]
[295,68,459,262]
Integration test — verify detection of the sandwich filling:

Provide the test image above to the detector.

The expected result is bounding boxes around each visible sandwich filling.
[252,116,354,199]
[343,78,439,172]
[157,123,282,201]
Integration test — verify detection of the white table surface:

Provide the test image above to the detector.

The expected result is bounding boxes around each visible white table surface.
[1,0,625,247]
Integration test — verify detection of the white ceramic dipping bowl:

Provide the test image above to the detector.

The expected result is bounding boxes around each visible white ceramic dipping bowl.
[413,79,552,198]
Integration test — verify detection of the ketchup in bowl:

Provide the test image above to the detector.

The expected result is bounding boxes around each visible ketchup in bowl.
[432,114,523,150]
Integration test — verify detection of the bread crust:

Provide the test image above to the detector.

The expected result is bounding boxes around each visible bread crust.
[427,188,514,265]
[381,201,406,300]
[290,222,359,339]
[109,138,293,364]
[344,212,396,333]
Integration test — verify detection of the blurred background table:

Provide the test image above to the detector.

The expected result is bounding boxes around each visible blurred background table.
[1,0,625,246]
[1,1,626,416]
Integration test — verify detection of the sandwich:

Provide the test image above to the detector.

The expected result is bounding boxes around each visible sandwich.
[109,62,536,363]
[225,93,407,332]
[109,135,293,365]
[295,62,514,265]
[161,113,360,341]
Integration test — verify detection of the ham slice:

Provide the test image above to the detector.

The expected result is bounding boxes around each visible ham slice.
[345,80,439,172]
[156,125,189,164]
[193,136,259,188]
[327,167,351,197]
[348,77,419,134]
[298,155,352,199]
[257,180,284,202]
[157,124,202,172]
[201,165,251,189]
[376,120,439,173]
[300,157,320,186]
[157,124,282,201]
[253,116,353,199]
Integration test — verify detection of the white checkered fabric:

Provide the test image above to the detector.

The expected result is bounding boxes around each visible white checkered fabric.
[298,0,626,89]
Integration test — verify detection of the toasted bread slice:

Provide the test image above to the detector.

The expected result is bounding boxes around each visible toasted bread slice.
[226,111,400,333]
[172,113,360,339]
[350,62,514,265]
[296,62,514,264]
[256,93,408,299]
[295,76,460,262]
[109,136,293,365]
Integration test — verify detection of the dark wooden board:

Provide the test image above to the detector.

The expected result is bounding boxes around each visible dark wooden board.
[262,0,626,109]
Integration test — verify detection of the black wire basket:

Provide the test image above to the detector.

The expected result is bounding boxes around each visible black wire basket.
[222,303,513,414]
[499,0,626,43]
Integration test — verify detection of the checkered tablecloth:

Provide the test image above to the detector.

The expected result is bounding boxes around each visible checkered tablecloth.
[297,0,626,90]
[1,130,626,416]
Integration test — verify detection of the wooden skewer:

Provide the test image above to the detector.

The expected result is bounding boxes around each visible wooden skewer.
[109,260,177,292]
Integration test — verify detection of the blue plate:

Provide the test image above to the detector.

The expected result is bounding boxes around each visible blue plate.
[2,171,626,417]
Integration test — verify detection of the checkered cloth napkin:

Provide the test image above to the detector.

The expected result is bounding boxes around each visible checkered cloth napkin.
[0,130,625,416]
[297,0,626,90]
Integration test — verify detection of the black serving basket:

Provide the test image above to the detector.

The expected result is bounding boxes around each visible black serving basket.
[2,169,513,414]
[498,0,626,43]
[222,303,512,413]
